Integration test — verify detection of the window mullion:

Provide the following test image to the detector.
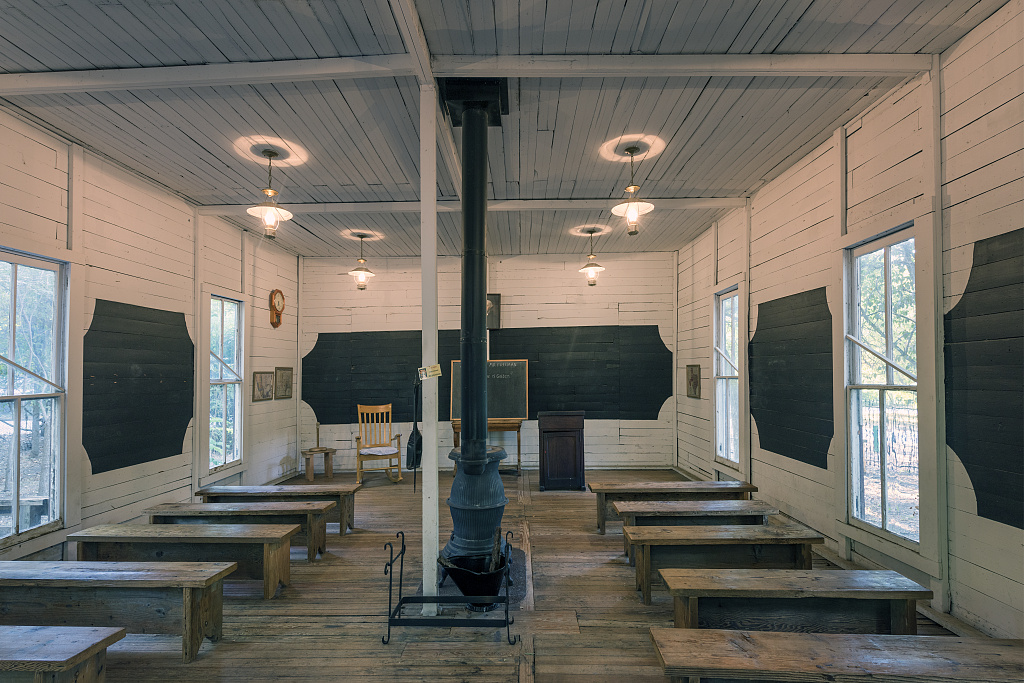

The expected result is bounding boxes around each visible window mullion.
[879,389,888,532]
[12,398,20,535]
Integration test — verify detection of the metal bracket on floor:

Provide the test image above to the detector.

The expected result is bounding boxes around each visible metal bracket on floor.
[382,530,518,645]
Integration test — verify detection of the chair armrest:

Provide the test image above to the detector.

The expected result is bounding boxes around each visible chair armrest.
[392,433,402,440]
[355,436,362,450]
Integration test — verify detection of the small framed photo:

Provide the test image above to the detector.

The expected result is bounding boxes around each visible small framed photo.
[274,367,293,399]
[486,293,501,329]
[252,371,275,402]
[685,364,701,399]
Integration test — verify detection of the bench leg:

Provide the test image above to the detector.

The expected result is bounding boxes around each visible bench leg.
[341,494,354,534]
[797,542,813,569]
[304,454,314,482]
[596,493,606,534]
[263,540,290,600]
[182,587,206,663]
[891,598,917,634]
[637,545,652,606]
[673,596,698,628]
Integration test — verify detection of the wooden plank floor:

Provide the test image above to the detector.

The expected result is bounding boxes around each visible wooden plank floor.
[103,469,952,681]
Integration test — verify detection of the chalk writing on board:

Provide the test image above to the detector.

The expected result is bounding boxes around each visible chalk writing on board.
[450,359,528,419]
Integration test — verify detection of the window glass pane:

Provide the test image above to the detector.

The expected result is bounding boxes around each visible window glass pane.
[723,294,738,371]
[19,398,57,531]
[14,265,56,384]
[715,377,739,463]
[0,261,11,361]
[0,401,14,537]
[225,383,239,465]
[209,384,225,469]
[885,390,919,541]
[855,248,887,384]
[851,388,882,528]
[223,300,238,370]
[210,355,221,382]
[210,299,222,359]
[890,239,916,385]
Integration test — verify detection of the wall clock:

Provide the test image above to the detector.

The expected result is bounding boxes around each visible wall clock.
[269,289,285,328]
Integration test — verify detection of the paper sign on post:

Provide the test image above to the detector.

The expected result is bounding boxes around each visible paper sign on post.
[417,364,442,380]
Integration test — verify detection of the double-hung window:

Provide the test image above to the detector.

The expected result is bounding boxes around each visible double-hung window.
[714,289,740,463]
[209,296,242,471]
[847,234,918,542]
[0,252,64,541]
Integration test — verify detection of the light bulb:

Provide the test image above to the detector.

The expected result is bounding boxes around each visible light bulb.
[625,201,640,226]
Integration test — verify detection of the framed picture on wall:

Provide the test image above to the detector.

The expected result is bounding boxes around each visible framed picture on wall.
[274,367,293,399]
[252,371,275,402]
[486,293,501,329]
[685,364,701,399]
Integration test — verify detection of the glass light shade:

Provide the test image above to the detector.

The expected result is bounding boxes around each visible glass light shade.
[579,261,605,286]
[610,200,654,220]
[247,202,293,229]
[348,266,375,290]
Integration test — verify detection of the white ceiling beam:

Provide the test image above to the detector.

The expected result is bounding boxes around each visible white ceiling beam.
[198,197,746,216]
[0,55,417,96]
[432,53,933,78]
[389,0,463,196]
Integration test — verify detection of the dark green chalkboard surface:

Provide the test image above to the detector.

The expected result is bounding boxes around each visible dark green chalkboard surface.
[450,359,528,419]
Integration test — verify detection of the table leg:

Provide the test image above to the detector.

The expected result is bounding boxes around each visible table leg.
[182,586,205,663]
[622,514,633,557]
[797,542,813,569]
[263,540,290,600]
[341,494,355,534]
[638,545,652,605]
[891,598,917,634]
[673,596,698,628]
[596,493,606,534]
[517,429,522,472]
[324,451,334,480]
[304,453,314,482]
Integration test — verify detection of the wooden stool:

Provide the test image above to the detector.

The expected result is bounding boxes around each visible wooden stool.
[302,448,336,481]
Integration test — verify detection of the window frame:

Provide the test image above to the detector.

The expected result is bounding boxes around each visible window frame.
[713,286,741,467]
[846,229,919,544]
[710,281,748,479]
[0,250,67,549]
[200,288,246,482]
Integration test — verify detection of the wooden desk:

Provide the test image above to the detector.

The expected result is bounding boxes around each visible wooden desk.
[614,500,779,564]
[0,561,234,663]
[195,484,360,535]
[301,448,336,481]
[624,521,824,605]
[650,629,1024,683]
[70,523,298,600]
[145,500,336,563]
[661,568,932,634]
[452,418,524,471]
[0,625,125,683]
[588,481,757,534]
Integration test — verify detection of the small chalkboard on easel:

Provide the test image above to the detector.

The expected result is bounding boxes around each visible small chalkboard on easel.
[449,359,528,420]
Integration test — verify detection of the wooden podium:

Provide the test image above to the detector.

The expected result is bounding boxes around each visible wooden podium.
[451,418,523,472]
[538,411,585,490]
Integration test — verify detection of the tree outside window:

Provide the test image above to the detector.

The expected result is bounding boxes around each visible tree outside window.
[848,235,918,542]
[0,254,64,541]
[210,296,242,470]
[715,290,740,463]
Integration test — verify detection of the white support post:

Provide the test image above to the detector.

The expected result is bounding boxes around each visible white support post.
[742,199,753,481]
[420,83,440,614]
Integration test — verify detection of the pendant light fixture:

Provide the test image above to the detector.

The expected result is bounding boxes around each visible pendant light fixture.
[578,228,606,286]
[610,146,654,236]
[246,149,293,239]
[348,233,375,290]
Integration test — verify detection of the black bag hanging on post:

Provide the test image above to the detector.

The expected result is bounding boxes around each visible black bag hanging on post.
[406,377,423,490]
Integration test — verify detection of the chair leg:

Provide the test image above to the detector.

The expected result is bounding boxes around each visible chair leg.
[356,459,363,484]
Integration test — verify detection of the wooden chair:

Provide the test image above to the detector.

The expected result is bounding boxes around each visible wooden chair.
[355,404,403,483]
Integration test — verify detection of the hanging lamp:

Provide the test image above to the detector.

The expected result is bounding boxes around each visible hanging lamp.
[578,228,606,286]
[348,233,376,290]
[246,149,293,239]
[610,146,654,236]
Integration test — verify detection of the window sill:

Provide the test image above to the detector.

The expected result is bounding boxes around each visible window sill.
[0,519,64,554]
[835,519,940,578]
[200,460,247,487]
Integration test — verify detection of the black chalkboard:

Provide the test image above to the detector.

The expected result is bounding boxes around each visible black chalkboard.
[450,359,528,419]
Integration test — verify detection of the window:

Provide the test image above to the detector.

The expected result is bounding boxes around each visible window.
[209,296,242,471]
[714,289,740,463]
[848,234,918,542]
[0,253,64,541]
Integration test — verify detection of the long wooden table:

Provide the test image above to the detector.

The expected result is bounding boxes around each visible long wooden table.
[195,484,360,535]
[624,521,824,605]
[0,625,126,683]
[144,501,336,563]
[614,499,779,563]
[70,523,298,600]
[588,481,757,534]
[0,561,234,663]
[661,568,932,634]
[452,418,524,471]
[650,629,1024,683]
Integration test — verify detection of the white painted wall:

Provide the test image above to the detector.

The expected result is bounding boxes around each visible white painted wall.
[0,107,300,557]
[300,252,676,473]
[673,0,1023,637]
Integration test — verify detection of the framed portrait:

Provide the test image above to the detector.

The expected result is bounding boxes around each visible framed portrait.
[274,367,293,399]
[486,293,501,329]
[685,364,701,399]
[252,371,275,402]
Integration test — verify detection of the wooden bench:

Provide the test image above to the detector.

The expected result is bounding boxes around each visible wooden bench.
[661,568,932,635]
[144,501,336,563]
[0,625,125,683]
[0,561,234,663]
[650,628,1024,683]
[624,520,824,605]
[195,484,360,536]
[614,500,779,564]
[588,481,757,534]
[70,523,298,600]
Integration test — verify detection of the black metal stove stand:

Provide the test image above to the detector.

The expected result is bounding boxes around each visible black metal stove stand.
[382,531,518,645]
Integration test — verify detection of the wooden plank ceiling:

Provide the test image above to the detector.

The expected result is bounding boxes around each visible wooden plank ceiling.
[0,0,1009,258]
